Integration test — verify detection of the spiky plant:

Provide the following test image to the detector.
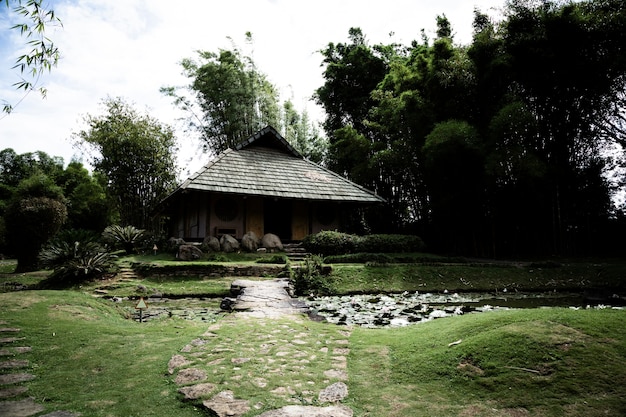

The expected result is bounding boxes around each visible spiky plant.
[102,225,146,254]
[40,240,117,284]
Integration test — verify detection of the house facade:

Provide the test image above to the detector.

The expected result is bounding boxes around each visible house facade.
[158,126,385,242]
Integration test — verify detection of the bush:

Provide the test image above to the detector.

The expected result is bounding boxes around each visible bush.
[39,239,117,285]
[355,234,426,253]
[301,231,357,256]
[102,225,146,254]
[324,253,395,264]
[292,255,334,296]
[302,231,425,256]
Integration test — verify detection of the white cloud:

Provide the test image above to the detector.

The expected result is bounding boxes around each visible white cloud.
[0,0,504,173]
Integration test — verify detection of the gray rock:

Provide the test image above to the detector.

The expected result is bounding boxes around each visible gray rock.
[175,368,207,385]
[168,354,192,374]
[318,382,348,403]
[261,233,283,252]
[257,405,353,417]
[178,245,203,261]
[202,236,221,252]
[0,398,45,416]
[40,411,82,417]
[167,237,186,252]
[241,231,260,252]
[178,383,216,400]
[220,235,240,253]
[202,390,250,417]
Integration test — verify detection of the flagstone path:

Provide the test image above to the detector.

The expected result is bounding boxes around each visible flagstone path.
[169,278,354,417]
[0,321,81,417]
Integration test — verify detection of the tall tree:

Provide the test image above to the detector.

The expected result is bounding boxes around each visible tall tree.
[74,97,178,230]
[5,173,67,272]
[281,100,327,164]
[0,149,64,255]
[163,34,281,154]
[57,160,113,232]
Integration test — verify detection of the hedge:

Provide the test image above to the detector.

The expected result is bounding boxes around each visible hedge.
[302,231,425,256]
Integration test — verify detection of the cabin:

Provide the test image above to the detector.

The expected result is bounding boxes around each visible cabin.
[158,126,385,242]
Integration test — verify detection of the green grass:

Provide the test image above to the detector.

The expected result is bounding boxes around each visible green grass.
[0,291,209,416]
[347,308,626,416]
[328,260,626,294]
[1,255,626,416]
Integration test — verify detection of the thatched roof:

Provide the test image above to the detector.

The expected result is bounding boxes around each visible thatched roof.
[165,126,385,203]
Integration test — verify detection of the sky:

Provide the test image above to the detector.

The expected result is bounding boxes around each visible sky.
[0,0,506,176]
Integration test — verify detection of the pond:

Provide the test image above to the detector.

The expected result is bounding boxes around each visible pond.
[114,289,625,325]
[303,290,626,328]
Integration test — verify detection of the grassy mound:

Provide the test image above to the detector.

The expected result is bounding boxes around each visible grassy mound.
[348,307,626,416]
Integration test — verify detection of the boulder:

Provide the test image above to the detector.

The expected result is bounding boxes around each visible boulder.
[167,237,186,253]
[220,234,240,253]
[202,236,221,252]
[178,245,203,261]
[241,231,261,252]
[261,233,283,252]
[202,390,250,417]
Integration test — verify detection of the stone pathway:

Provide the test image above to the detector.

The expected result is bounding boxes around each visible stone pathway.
[0,321,81,417]
[228,278,310,317]
[169,278,354,417]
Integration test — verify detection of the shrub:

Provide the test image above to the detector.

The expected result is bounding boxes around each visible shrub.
[324,253,394,264]
[302,231,426,256]
[355,234,425,253]
[301,231,357,256]
[292,255,334,296]
[39,240,117,285]
[102,225,146,254]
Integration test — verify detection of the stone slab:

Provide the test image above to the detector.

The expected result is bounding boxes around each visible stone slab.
[256,405,353,417]
[0,397,45,417]
[0,359,29,369]
[0,373,35,385]
[0,385,28,399]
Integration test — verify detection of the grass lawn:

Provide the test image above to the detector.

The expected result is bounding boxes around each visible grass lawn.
[0,290,209,416]
[1,255,625,416]
[347,307,626,416]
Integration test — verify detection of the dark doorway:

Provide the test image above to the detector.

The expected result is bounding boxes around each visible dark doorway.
[264,199,292,240]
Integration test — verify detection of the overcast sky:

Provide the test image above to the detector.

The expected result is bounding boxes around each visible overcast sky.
[0,0,505,176]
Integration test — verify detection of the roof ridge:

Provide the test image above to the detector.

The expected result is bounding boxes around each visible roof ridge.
[234,125,302,158]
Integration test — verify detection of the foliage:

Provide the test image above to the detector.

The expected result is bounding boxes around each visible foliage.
[302,231,357,256]
[2,0,62,114]
[292,255,333,296]
[281,100,327,163]
[355,234,426,253]
[317,2,626,257]
[56,161,113,232]
[303,231,425,256]
[163,33,327,160]
[39,239,117,285]
[163,34,280,154]
[4,173,67,272]
[74,97,178,230]
[102,224,146,255]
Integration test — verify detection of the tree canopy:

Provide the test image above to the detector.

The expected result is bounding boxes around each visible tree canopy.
[316,0,626,256]
[74,97,179,231]
[163,34,327,160]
